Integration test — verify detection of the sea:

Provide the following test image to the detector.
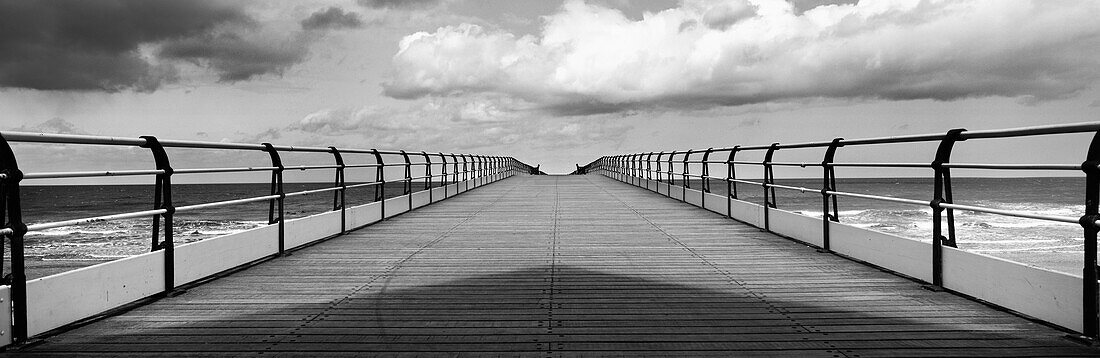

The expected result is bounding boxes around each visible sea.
[5,177,1091,279]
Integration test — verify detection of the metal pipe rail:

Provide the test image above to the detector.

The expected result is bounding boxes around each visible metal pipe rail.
[576,121,1100,339]
[0,131,539,344]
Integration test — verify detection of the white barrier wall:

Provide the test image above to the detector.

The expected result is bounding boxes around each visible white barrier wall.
[13,174,512,343]
[604,172,1084,334]
[26,252,165,336]
[0,286,10,347]
[943,246,1083,332]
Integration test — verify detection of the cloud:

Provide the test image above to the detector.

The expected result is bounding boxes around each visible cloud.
[357,0,444,10]
[301,7,363,31]
[158,29,312,83]
[0,0,323,92]
[12,118,89,135]
[255,97,628,152]
[384,0,1100,115]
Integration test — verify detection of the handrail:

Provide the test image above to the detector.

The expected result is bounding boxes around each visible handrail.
[576,121,1100,339]
[0,130,539,344]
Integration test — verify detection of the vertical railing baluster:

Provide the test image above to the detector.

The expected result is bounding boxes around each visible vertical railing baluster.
[262,143,286,256]
[421,152,432,204]
[439,153,448,199]
[726,146,739,220]
[821,139,843,251]
[371,149,385,219]
[682,150,693,201]
[701,148,713,208]
[930,129,966,287]
[400,150,412,209]
[330,147,346,234]
[667,152,675,195]
[140,136,177,295]
[1080,129,1100,339]
[763,143,779,231]
[0,133,28,343]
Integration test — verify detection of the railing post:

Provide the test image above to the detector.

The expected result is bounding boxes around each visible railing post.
[682,150,693,201]
[821,139,843,251]
[0,133,28,343]
[726,146,740,220]
[371,149,386,219]
[1081,130,1100,339]
[140,136,177,295]
[262,143,286,256]
[667,152,675,194]
[930,129,966,287]
[645,152,654,190]
[656,152,664,184]
[439,153,449,199]
[330,147,346,234]
[763,143,780,231]
[400,150,412,209]
[701,148,714,207]
[461,154,469,190]
[421,151,432,203]
[450,153,459,187]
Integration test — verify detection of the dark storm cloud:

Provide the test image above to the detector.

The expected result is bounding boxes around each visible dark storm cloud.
[0,0,248,92]
[301,7,364,30]
[158,32,311,83]
[0,0,320,92]
[357,0,444,10]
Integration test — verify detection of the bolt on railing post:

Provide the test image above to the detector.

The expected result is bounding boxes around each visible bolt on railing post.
[330,147,346,234]
[930,128,966,287]
[140,136,177,295]
[821,139,843,251]
[0,133,28,343]
[262,143,286,256]
[371,149,386,219]
[763,143,780,231]
[1080,129,1100,339]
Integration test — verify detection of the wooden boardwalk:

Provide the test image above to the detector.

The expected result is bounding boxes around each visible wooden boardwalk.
[8,175,1099,357]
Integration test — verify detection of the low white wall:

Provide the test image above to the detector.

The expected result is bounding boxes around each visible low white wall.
[943,246,1082,332]
[411,190,431,209]
[0,286,10,346]
[26,251,165,337]
[176,225,280,285]
[684,188,703,207]
[702,193,728,216]
[729,199,765,227]
[769,209,824,248]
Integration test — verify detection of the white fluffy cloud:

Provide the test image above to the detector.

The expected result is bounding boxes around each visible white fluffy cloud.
[384,0,1100,114]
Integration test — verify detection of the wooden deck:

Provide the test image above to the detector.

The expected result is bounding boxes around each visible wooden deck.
[7,175,1099,357]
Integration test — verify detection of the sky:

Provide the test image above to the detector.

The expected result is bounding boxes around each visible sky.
[2,0,1100,179]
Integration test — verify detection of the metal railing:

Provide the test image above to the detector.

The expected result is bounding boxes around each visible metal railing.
[0,131,538,343]
[575,122,1100,338]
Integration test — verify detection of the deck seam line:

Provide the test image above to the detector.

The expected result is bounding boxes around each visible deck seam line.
[585,176,855,358]
[256,180,524,354]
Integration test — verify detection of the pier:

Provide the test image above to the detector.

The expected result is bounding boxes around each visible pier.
[1,123,1100,356]
[8,175,1100,356]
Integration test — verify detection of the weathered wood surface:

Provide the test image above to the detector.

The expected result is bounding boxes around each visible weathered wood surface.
[8,175,1099,357]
